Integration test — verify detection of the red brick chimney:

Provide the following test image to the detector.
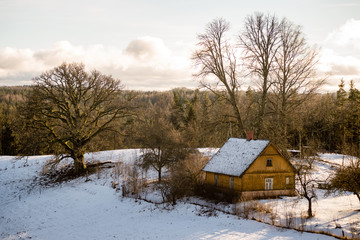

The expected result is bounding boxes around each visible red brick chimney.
[246,131,253,141]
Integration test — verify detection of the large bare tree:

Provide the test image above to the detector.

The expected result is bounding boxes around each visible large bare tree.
[24,62,130,172]
[239,12,281,137]
[192,18,246,138]
[271,19,324,139]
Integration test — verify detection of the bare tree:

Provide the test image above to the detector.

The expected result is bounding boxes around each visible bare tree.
[239,12,281,136]
[23,63,131,172]
[192,18,246,138]
[294,156,318,218]
[270,19,324,139]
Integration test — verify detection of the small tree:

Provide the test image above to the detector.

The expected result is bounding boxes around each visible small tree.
[137,112,189,182]
[294,156,318,218]
[328,156,360,202]
[23,62,130,172]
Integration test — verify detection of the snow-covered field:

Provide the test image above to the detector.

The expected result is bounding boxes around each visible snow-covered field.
[0,150,358,239]
[254,153,360,239]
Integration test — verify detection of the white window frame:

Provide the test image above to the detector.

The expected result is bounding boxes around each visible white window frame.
[214,174,218,186]
[229,177,234,189]
[286,177,290,185]
[265,178,273,190]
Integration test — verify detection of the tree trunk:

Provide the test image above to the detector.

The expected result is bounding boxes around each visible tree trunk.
[306,197,313,218]
[233,104,247,138]
[355,192,360,202]
[158,167,162,182]
[172,194,177,205]
[257,89,267,137]
[74,154,87,173]
[281,97,287,138]
[229,91,246,138]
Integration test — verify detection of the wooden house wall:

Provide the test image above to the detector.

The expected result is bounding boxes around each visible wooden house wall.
[205,172,242,191]
[242,144,295,191]
[203,144,295,196]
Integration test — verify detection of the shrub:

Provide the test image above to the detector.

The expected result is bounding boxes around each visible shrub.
[163,152,210,204]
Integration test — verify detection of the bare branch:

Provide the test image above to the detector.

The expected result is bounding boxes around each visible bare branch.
[23,62,131,172]
[192,18,246,137]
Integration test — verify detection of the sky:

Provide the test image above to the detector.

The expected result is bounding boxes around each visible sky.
[0,0,360,91]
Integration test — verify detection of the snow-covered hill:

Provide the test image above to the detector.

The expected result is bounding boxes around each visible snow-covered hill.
[0,150,357,239]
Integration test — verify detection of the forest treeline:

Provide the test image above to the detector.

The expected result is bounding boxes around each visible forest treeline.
[2,13,359,157]
[0,79,359,156]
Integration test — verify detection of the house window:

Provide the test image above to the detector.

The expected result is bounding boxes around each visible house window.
[265,178,273,190]
[266,158,272,167]
[214,174,218,186]
[286,177,290,185]
[229,177,234,189]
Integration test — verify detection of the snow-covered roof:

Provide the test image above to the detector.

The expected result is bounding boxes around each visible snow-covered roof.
[202,138,270,176]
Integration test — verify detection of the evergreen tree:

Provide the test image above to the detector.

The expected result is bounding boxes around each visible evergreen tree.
[170,91,185,130]
[348,80,360,154]
[336,79,347,107]
[335,79,349,151]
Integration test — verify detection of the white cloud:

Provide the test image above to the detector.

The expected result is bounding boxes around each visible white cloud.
[325,19,360,53]
[0,37,194,90]
[319,49,360,75]
[124,36,171,61]
[318,19,360,91]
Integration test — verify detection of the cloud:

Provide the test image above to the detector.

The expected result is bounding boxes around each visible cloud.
[124,36,171,61]
[0,37,194,90]
[318,19,360,91]
[325,19,360,53]
[319,49,360,75]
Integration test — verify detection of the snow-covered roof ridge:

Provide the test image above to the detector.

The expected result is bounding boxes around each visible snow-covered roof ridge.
[202,138,270,176]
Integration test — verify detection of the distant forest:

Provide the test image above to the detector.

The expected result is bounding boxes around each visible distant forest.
[3,14,359,158]
[0,80,359,156]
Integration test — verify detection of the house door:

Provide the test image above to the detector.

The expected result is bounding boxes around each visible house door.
[265,178,273,190]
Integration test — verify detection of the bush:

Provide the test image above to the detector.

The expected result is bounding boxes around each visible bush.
[163,152,210,204]
[327,156,360,203]
[121,163,145,198]
[200,184,241,203]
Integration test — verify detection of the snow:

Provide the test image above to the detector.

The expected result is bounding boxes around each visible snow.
[0,149,353,240]
[262,154,360,239]
[318,153,358,167]
[202,138,270,176]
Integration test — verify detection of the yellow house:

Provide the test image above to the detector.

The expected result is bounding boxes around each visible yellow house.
[202,137,296,199]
